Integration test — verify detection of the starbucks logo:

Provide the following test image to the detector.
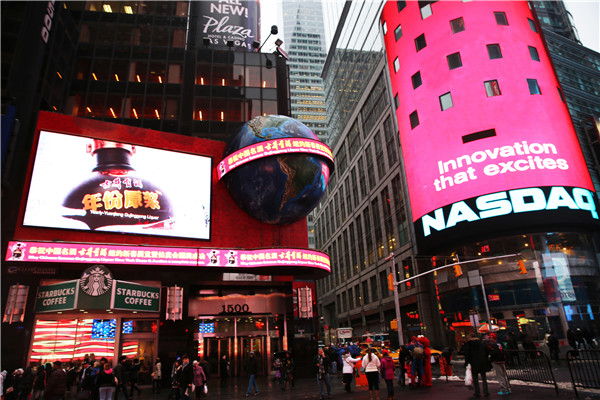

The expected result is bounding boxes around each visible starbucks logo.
[80,265,113,296]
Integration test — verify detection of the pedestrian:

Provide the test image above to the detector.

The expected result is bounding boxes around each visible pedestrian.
[96,363,116,400]
[380,350,395,400]
[31,363,46,400]
[245,352,259,397]
[546,331,560,361]
[314,348,332,400]
[219,355,229,388]
[151,358,162,394]
[77,359,94,400]
[18,367,34,400]
[1,371,7,399]
[167,360,181,400]
[177,357,193,400]
[341,350,360,392]
[280,353,294,390]
[192,361,206,399]
[128,359,141,398]
[417,336,433,387]
[113,357,130,400]
[44,362,67,400]
[406,337,424,388]
[462,333,491,398]
[489,333,511,395]
[361,348,381,400]
[439,348,453,378]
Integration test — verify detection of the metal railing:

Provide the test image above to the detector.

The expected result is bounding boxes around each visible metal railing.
[566,349,600,398]
[504,350,559,395]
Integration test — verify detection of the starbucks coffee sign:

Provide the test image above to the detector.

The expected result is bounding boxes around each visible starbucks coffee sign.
[113,281,160,312]
[35,280,78,312]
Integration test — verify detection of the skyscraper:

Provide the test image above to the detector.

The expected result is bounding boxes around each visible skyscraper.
[282,0,328,142]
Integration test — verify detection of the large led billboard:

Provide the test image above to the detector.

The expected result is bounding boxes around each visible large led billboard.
[381,1,599,253]
[197,0,260,50]
[23,130,212,240]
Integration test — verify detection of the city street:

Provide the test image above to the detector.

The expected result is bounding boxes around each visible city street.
[132,367,600,400]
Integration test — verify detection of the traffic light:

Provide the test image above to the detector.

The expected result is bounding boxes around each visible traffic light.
[453,264,463,277]
[390,319,398,331]
[388,273,395,291]
[517,259,527,274]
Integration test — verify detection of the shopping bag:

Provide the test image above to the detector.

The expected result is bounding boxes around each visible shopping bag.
[464,364,473,388]
[203,384,208,394]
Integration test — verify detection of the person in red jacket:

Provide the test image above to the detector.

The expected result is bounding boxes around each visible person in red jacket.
[380,351,395,400]
[417,336,432,387]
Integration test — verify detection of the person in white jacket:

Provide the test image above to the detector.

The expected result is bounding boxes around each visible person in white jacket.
[341,350,361,392]
[361,348,382,400]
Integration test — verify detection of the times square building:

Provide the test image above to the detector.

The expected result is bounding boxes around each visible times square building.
[315,0,600,351]
[1,1,332,377]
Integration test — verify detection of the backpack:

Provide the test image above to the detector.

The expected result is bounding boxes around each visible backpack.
[412,344,424,360]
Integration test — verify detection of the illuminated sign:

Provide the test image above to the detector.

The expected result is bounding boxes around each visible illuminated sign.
[198,0,259,50]
[35,280,78,313]
[6,241,331,275]
[22,131,212,240]
[217,138,334,180]
[488,294,500,301]
[113,281,161,312]
[380,1,599,252]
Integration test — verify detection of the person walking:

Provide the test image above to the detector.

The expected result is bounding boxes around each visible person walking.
[546,331,560,362]
[489,333,511,395]
[361,348,381,400]
[113,357,130,400]
[280,353,294,391]
[314,348,332,400]
[245,352,259,397]
[44,362,67,400]
[128,359,141,398]
[96,363,116,400]
[167,360,181,400]
[151,358,162,394]
[219,355,229,389]
[341,350,361,392]
[31,363,47,400]
[462,333,491,398]
[177,357,193,400]
[380,350,395,400]
[192,361,207,399]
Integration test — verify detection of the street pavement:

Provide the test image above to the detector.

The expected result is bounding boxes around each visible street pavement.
[131,361,600,400]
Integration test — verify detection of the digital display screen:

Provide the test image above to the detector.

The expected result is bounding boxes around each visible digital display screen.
[381,1,599,252]
[122,320,133,334]
[199,322,215,334]
[23,131,212,240]
[92,319,117,339]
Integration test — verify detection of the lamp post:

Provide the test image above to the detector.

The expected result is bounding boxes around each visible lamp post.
[385,252,404,346]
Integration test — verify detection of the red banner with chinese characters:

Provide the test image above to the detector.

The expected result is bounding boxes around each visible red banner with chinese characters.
[217,138,334,180]
[6,241,330,274]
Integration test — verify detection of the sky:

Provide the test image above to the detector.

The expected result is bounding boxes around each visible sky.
[259,0,600,54]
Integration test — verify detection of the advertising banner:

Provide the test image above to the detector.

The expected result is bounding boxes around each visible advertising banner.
[35,280,78,313]
[113,281,160,312]
[22,130,212,240]
[198,0,259,50]
[380,1,599,252]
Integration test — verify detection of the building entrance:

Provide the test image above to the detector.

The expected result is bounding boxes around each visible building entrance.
[197,315,286,377]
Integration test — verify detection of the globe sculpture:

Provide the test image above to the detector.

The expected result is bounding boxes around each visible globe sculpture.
[221,115,333,224]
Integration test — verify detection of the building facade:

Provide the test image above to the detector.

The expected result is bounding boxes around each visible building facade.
[315,0,600,351]
[1,1,329,377]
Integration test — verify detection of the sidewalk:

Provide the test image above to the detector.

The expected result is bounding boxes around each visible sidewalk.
[130,365,600,400]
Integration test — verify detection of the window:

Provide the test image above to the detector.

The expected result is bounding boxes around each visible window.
[411,71,422,89]
[397,0,406,12]
[409,110,419,129]
[439,92,454,110]
[382,21,387,35]
[528,46,540,61]
[494,11,508,26]
[420,3,432,19]
[484,80,501,97]
[487,44,502,59]
[450,17,465,33]
[394,24,402,41]
[528,18,538,32]
[415,34,427,52]
[393,57,400,73]
[394,94,399,109]
[528,78,541,95]
[447,52,462,69]
[557,87,566,103]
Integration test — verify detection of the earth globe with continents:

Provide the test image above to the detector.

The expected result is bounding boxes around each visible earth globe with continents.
[221,115,334,224]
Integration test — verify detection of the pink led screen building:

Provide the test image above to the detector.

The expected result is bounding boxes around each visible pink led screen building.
[381,1,599,253]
